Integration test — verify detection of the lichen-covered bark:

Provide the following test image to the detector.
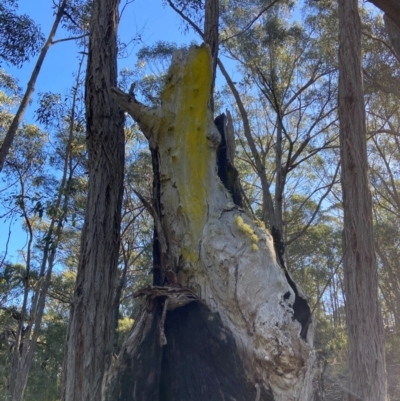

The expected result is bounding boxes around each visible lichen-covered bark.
[108,45,314,401]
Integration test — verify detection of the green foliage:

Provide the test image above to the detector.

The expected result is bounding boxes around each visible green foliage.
[0,0,44,67]
[1,0,400,398]
[61,0,92,37]
[121,41,185,106]
[314,312,347,361]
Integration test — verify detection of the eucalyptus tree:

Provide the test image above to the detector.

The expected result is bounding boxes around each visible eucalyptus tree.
[55,0,315,400]
[107,40,315,401]
[366,73,400,346]
[0,0,44,67]
[1,54,87,401]
[338,0,387,399]
[362,4,400,368]
[220,0,339,249]
[0,0,93,173]
[0,0,68,172]
[0,265,73,401]
[61,0,125,399]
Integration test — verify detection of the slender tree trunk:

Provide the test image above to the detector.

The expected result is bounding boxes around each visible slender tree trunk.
[338,1,388,400]
[384,13,400,59]
[9,178,33,399]
[274,117,284,235]
[9,54,85,401]
[204,0,219,113]
[0,0,68,172]
[62,0,125,399]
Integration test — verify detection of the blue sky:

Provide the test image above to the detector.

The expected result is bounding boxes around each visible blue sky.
[8,0,200,108]
[1,0,203,263]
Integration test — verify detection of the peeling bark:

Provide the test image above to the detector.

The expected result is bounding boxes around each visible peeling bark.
[108,45,314,401]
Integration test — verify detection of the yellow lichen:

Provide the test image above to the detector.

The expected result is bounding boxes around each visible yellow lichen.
[160,45,213,264]
[234,215,260,251]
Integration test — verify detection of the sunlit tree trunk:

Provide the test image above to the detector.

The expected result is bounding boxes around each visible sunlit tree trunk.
[338,1,388,400]
[104,45,315,401]
[61,0,125,399]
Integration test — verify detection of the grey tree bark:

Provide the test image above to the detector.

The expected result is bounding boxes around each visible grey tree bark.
[61,0,125,400]
[384,13,400,59]
[204,0,219,113]
[105,44,315,401]
[338,1,388,400]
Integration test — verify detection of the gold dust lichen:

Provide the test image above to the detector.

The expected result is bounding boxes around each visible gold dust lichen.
[161,45,213,263]
[234,215,259,251]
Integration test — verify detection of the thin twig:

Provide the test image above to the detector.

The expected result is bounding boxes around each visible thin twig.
[52,33,89,44]
[221,0,281,43]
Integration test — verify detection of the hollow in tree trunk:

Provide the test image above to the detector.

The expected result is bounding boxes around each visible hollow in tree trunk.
[103,45,315,401]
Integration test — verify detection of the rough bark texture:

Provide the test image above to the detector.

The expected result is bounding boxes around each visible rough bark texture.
[61,0,125,400]
[384,13,400,59]
[338,1,388,400]
[369,0,400,29]
[204,0,219,112]
[108,45,314,401]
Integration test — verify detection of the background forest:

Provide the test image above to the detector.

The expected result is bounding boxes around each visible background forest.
[0,0,400,400]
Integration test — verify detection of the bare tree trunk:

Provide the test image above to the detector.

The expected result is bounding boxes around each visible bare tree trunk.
[384,13,400,59]
[338,1,388,400]
[106,44,315,401]
[9,177,34,399]
[61,0,125,399]
[368,0,400,29]
[274,117,284,235]
[204,0,219,113]
[0,0,68,172]
[9,54,85,401]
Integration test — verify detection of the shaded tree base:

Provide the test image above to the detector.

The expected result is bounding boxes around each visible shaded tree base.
[104,300,275,401]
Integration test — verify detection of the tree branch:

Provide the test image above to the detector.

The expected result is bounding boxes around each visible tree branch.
[109,87,160,145]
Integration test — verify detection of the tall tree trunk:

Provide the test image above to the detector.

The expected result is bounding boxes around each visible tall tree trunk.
[0,0,68,172]
[105,45,314,401]
[338,1,388,400]
[204,0,219,113]
[61,0,125,399]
